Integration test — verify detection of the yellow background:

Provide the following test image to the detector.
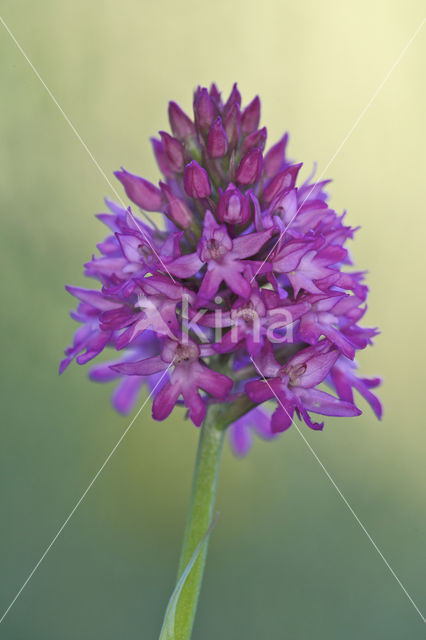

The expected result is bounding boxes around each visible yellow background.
[1,1,425,638]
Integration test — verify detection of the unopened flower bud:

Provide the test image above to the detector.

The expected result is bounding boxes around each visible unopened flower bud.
[236,148,263,185]
[241,96,260,134]
[151,137,173,178]
[193,87,215,130]
[207,117,229,158]
[183,161,211,198]
[224,103,241,149]
[160,182,193,228]
[217,184,251,224]
[263,133,289,178]
[242,127,267,154]
[224,82,241,115]
[115,168,163,211]
[168,101,195,140]
[159,131,185,172]
[262,163,302,203]
[209,83,222,108]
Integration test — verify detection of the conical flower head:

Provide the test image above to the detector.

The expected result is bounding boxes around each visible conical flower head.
[61,83,381,456]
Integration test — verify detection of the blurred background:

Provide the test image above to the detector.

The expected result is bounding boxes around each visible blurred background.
[1,1,425,638]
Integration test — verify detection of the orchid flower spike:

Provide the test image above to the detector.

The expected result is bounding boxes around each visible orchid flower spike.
[61,83,381,456]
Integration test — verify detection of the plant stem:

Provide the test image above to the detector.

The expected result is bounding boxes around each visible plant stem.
[174,405,225,640]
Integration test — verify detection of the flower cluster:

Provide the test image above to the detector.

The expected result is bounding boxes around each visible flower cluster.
[61,83,381,455]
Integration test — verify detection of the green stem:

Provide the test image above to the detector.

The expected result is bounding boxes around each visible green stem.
[174,405,225,640]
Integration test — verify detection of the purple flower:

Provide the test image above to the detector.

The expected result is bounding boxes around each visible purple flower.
[168,101,195,140]
[89,331,165,414]
[111,338,233,426]
[207,117,229,158]
[160,182,193,229]
[241,96,261,134]
[228,406,276,457]
[159,131,185,173]
[263,134,289,178]
[167,210,273,301]
[216,184,251,225]
[61,83,381,450]
[193,87,216,131]
[115,168,163,211]
[236,148,263,185]
[247,341,363,432]
[242,127,267,154]
[183,161,211,199]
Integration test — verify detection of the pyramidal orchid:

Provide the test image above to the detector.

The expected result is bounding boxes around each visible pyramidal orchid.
[61,83,381,639]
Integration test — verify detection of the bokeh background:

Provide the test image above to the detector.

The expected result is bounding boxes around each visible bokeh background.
[1,1,425,638]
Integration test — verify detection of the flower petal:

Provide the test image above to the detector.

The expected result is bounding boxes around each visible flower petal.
[245,379,275,403]
[298,388,362,417]
[111,355,167,376]
[167,253,204,278]
[112,376,144,414]
[232,229,273,259]
[197,364,233,399]
[270,406,293,433]
[229,422,254,457]
[152,381,181,421]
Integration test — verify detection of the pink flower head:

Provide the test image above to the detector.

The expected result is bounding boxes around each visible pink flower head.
[61,83,381,453]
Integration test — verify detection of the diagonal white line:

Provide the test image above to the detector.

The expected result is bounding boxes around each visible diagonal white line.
[250,17,426,282]
[0,14,177,284]
[0,364,172,626]
[250,356,426,625]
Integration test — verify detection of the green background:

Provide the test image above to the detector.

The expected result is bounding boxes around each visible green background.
[1,1,425,638]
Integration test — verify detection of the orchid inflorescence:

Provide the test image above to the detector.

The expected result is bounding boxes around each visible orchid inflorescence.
[61,83,381,454]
